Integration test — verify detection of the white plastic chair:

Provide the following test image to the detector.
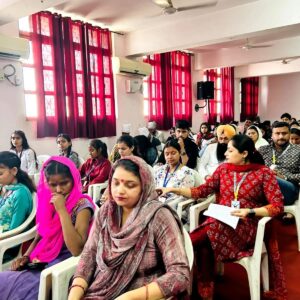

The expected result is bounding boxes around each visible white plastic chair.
[0,225,37,272]
[78,157,85,168]
[189,201,271,300]
[284,197,300,251]
[37,155,51,171]
[87,181,109,203]
[42,228,193,300]
[0,193,36,241]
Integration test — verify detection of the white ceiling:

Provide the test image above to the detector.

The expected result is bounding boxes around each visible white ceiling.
[1,0,300,68]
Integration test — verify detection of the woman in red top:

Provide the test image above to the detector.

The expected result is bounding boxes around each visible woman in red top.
[157,135,287,300]
[196,122,215,149]
[80,139,111,193]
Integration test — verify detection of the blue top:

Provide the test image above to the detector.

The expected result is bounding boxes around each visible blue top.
[0,183,33,232]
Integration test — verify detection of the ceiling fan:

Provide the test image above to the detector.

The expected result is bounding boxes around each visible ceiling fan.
[241,38,272,50]
[151,0,218,15]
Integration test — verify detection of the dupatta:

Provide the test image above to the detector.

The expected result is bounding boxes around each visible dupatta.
[30,156,94,262]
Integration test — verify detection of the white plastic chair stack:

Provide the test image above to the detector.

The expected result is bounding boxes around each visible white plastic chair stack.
[284,194,300,251]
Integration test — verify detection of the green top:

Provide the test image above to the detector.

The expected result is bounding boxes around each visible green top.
[0,183,33,232]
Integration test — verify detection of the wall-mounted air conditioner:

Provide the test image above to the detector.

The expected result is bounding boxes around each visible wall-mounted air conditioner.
[0,34,30,60]
[112,57,151,77]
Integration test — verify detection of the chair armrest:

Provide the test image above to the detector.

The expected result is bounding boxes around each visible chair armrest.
[88,182,108,202]
[177,199,196,219]
[189,195,215,232]
[52,256,81,300]
[253,217,271,258]
[0,225,36,271]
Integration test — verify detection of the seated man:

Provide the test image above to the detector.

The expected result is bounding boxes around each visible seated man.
[161,119,199,170]
[259,121,300,206]
[199,124,235,181]
[147,121,165,143]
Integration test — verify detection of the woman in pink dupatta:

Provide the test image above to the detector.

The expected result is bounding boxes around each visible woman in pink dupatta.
[0,156,95,300]
[69,156,190,300]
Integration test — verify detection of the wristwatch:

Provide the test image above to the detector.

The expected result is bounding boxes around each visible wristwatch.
[248,208,256,218]
[181,151,187,156]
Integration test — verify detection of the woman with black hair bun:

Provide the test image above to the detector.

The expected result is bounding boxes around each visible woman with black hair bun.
[80,139,112,193]
[10,130,38,176]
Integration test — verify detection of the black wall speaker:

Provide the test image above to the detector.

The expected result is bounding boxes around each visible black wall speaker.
[197,81,214,100]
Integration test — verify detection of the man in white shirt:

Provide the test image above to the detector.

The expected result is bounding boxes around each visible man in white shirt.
[199,124,236,181]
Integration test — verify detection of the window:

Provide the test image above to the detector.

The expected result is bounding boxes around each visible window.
[143,51,192,129]
[19,13,116,138]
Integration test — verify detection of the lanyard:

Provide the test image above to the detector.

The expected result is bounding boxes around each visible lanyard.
[272,145,290,164]
[163,163,180,187]
[233,172,249,201]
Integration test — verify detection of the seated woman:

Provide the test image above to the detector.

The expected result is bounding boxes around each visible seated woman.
[0,156,95,300]
[157,135,287,300]
[116,135,137,159]
[246,125,269,150]
[154,140,195,209]
[10,130,38,176]
[57,133,80,168]
[68,156,190,300]
[80,139,111,193]
[134,135,158,166]
[290,127,300,145]
[196,122,215,157]
[0,151,34,233]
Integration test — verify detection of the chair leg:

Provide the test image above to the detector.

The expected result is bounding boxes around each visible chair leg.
[294,211,300,251]
[261,253,269,291]
[247,264,261,300]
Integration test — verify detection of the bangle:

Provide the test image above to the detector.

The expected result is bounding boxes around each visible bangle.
[69,284,86,294]
[145,284,149,300]
[22,255,29,260]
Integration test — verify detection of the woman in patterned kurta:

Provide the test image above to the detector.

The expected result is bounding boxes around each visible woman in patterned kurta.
[157,135,287,300]
[0,156,95,300]
[154,139,195,209]
[69,156,190,300]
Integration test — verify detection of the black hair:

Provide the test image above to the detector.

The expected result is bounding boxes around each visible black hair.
[230,135,265,165]
[133,135,157,165]
[200,122,211,133]
[291,128,300,137]
[0,151,36,193]
[89,139,108,159]
[163,139,181,154]
[272,121,290,131]
[56,133,75,157]
[290,121,300,127]
[175,119,190,130]
[117,135,138,156]
[280,113,292,120]
[247,125,259,135]
[44,160,73,182]
[113,159,141,181]
[10,130,38,169]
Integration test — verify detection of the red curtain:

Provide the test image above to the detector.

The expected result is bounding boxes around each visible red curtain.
[144,53,173,130]
[30,12,116,138]
[205,69,217,124]
[240,77,259,121]
[220,67,234,123]
[171,51,192,125]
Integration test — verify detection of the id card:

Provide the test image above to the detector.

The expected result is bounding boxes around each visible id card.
[231,200,240,209]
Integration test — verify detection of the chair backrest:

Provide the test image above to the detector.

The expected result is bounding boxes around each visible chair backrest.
[37,155,51,171]
[0,193,37,241]
[78,156,85,167]
[192,169,203,186]
[87,182,109,203]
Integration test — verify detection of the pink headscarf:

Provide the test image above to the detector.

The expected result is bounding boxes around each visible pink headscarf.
[30,156,95,262]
